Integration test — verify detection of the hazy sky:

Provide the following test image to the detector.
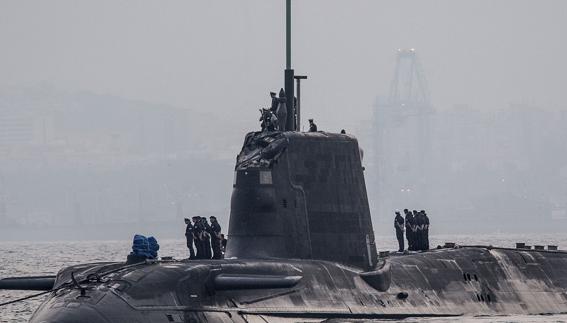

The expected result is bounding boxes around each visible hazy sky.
[2,1,566,132]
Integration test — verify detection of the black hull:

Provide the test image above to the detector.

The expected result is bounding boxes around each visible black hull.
[29,246,567,322]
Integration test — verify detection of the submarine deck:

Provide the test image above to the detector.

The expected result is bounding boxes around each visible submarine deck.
[26,244,567,323]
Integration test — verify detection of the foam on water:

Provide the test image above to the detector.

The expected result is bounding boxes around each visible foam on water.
[1,234,567,322]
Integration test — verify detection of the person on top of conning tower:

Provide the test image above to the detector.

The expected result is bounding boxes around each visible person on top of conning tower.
[308,119,318,132]
[276,88,287,131]
[259,108,278,132]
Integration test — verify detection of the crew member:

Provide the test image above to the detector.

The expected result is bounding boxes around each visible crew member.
[276,88,287,131]
[184,218,195,259]
[202,217,213,259]
[209,216,222,259]
[413,210,423,251]
[308,119,317,132]
[423,210,430,250]
[404,209,413,251]
[192,216,203,259]
[260,109,278,132]
[394,211,405,252]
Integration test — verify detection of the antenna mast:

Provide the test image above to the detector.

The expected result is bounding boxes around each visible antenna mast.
[286,0,291,70]
[284,0,295,131]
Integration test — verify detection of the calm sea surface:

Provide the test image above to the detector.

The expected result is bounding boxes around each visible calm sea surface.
[1,234,567,323]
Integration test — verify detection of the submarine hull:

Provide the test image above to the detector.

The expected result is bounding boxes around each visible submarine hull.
[29,246,567,322]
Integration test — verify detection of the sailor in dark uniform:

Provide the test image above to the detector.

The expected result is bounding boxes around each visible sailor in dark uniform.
[276,88,287,131]
[184,218,195,259]
[192,216,203,259]
[308,119,317,132]
[394,211,405,252]
[413,210,423,251]
[404,209,413,251]
[422,210,430,250]
[260,108,278,132]
[209,216,222,259]
[200,217,212,259]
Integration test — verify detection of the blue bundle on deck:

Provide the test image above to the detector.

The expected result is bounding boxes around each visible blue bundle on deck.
[130,234,152,258]
[147,236,160,259]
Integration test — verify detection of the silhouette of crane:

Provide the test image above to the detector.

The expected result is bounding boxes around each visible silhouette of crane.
[389,49,431,108]
[373,49,433,218]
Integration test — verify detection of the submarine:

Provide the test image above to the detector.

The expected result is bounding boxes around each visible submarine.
[2,1,567,322]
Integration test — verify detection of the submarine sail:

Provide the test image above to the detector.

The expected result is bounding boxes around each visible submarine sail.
[227,131,378,269]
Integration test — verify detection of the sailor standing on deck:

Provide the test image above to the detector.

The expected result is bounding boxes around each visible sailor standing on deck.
[413,210,423,251]
[201,217,213,259]
[184,218,196,259]
[423,210,430,250]
[209,216,222,259]
[192,216,203,259]
[394,211,405,252]
[404,209,413,251]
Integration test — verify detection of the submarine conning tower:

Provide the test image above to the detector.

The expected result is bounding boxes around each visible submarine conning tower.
[226,0,377,270]
[227,131,378,270]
